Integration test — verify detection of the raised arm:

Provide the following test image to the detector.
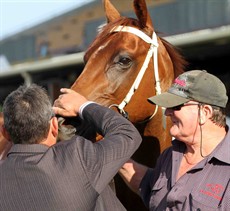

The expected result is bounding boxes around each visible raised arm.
[80,102,142,192]
[53,88,142,193]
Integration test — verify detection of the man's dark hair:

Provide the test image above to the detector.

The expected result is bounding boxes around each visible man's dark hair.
[3,84,54,144]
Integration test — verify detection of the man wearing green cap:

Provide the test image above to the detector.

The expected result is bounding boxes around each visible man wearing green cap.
[119,70,230,210]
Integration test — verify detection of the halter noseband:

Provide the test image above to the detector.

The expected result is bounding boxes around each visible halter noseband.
[109,26,162,122]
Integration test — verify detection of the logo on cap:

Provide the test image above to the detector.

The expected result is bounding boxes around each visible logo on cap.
[174,78,186,87]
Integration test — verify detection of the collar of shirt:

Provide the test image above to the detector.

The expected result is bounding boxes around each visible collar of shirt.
[7,144,49,156]
[212,126,230,165]
[172,127,230,165]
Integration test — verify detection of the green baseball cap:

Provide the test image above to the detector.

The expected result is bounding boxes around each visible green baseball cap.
[148,70,228,108]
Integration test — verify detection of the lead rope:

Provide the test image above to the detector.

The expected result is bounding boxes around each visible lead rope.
[110,26,166,126]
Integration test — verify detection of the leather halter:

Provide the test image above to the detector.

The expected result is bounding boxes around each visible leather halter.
[109,26,162,121]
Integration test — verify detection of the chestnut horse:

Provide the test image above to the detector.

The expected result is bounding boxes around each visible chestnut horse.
[60,0,187,210]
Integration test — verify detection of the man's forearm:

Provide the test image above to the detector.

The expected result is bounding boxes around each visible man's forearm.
[119,159,148,194]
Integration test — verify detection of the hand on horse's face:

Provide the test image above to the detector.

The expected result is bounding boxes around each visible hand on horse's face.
[53,88,88,118]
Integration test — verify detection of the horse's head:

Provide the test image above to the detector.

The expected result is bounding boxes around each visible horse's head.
[58,0,186,142]
[71,0,185,121]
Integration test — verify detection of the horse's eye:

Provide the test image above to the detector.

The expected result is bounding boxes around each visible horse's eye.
[118,57,132,67]
[112,54,133,72]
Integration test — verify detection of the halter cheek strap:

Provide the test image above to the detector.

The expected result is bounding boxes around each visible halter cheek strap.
[110,26,162,121]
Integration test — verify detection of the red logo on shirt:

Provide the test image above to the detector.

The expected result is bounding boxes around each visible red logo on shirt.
[200,184,224,201]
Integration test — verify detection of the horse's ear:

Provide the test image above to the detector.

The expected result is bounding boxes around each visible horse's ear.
[104,0,121,23]
[133,0,154,32]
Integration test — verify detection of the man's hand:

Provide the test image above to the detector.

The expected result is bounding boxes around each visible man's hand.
[53,88,88,117]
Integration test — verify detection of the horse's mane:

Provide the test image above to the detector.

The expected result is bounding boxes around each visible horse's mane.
[160,37,187,77]
[84,17,187,77]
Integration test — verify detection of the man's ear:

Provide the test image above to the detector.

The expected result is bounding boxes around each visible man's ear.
[199,105,213,125]
[50,117,59,138]
[1,125,11,142]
